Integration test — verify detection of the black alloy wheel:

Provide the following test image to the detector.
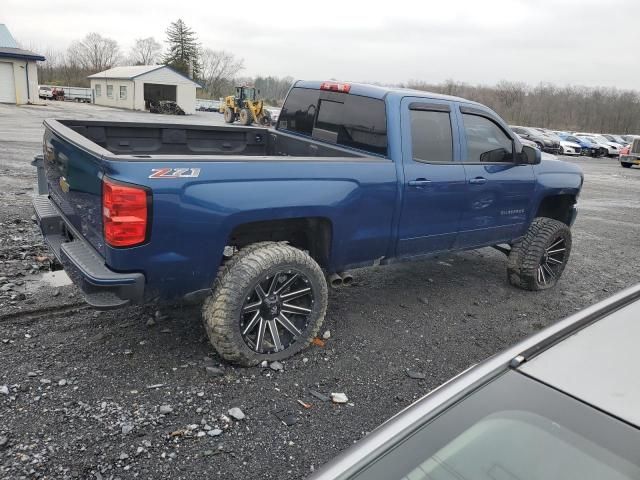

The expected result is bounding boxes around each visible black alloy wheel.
[240,270,315,354]
[536,236,567,287]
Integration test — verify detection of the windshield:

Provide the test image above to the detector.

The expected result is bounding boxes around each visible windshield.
[353,372,640,480]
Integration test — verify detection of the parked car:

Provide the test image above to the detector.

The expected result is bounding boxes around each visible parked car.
[603,134,629,146]
[576,133,622,157]
[510,126,561,154]
[309,284,640,480]
[50,87,65,101]
[559,139,582,155]
[559,134,602,157]
[515,134,538,149]
[38,86,53,99]
[620,137,640,168]
[33,80,583,365]
[266,107,281,125]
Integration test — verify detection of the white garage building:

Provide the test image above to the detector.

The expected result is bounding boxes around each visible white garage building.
[0,24,45,104]
[88,65,200,114]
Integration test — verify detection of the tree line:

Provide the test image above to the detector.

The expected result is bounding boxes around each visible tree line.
[406,80,640,134]
[36,19,251,100]
[34,18,640,132]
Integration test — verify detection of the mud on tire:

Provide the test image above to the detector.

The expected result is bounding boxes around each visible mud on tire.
[507,217,572,291]
[203,242,328,366]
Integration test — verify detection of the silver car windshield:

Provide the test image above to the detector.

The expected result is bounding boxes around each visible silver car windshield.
[352,372,640,480]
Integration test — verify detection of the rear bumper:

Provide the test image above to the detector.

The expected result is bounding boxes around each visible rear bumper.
[620,155,640,165]
[33,194,145,310]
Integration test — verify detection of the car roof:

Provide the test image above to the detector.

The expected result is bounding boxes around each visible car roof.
[521,297,640,427]
[293,80,482,105]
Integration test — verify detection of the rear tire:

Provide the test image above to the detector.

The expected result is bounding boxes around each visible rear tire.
[239,108,253,126]
[621,163,632,168]
[203,242,328,366]
[507,217,572,291]
[224,108,236,123]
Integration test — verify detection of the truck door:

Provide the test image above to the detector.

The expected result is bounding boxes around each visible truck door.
[396,99,467,256]
[454,106,536,249]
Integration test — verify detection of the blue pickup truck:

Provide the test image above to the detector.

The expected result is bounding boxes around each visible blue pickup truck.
[33,80,583,365]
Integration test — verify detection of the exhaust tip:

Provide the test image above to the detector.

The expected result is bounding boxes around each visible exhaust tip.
[341,273,353,286]
[328,273,343,288]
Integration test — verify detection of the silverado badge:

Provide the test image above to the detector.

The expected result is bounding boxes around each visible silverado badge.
[149,168,201,179]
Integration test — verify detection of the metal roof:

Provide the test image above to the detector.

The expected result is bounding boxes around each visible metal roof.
[87,65,201,87]
[0,24,45,61]
[0,47,45,61]
[87,65,165,79]
[0,23,44,61]
[0,24,18,48]
[521,298,640,428]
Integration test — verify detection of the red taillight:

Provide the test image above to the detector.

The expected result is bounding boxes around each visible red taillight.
[102,177,149,247]
[320,81,351,93]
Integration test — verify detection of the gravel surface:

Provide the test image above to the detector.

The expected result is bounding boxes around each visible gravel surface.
[2,102,639,479]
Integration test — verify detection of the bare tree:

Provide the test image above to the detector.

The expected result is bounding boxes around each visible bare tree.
[130,37,162,65]
[200,49,244,98]
[68,33,121,72]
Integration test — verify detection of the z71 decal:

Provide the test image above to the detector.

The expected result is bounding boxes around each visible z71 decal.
[148,168,201,179]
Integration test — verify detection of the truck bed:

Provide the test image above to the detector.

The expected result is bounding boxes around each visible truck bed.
[54,120,366,159]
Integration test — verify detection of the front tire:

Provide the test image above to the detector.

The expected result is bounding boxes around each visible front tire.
[223,108,236,123]
[507,217,572,291]
[621,163,632,168]
[203,243,328,366]
[239,108,253,126]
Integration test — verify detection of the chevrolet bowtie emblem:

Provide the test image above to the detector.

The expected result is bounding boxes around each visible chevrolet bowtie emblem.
[59,176,70,193]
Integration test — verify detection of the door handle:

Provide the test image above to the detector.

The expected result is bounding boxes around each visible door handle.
[408,178,432,187]
[468,177,487,185]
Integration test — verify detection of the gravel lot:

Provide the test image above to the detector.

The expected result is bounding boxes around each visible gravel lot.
[1,101,639,480]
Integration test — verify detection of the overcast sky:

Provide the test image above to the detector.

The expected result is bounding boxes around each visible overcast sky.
[3,0,639,89]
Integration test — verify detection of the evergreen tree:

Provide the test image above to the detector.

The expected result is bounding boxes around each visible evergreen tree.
[163,19,200,78]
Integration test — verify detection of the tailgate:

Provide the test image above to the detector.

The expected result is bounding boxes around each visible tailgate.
[43,120,106,255]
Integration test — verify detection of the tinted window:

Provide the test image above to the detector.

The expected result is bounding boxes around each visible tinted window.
[353,372,640,480]
[277,87,318,136]
[278,87,388,156]
[410,109,453,163]
[463,114,513,163]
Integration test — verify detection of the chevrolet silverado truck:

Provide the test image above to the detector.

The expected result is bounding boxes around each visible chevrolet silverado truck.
[33,80,583,365]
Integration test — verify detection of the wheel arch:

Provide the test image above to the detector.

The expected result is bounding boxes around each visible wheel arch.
[226,216,334,269]
[534,194,577,226]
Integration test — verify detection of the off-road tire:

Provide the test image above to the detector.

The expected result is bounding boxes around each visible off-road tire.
[260,112,272,126]
[223,108,235,123]
[621,162,632,168]
[507,217,572,291]
[239,108,253,126]
[203,242,328,366]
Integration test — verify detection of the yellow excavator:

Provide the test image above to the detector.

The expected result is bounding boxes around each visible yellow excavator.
[220,86,272,126]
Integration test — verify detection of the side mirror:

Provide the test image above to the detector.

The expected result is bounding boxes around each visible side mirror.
[519,145,541,165]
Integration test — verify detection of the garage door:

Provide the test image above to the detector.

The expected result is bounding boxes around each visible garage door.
[0,62,16,103]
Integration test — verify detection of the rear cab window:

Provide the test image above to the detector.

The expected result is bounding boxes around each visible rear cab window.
[277,86,388,156]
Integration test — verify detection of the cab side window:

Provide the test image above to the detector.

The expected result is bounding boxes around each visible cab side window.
[410,109,453,163]
[462,114,514,163]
